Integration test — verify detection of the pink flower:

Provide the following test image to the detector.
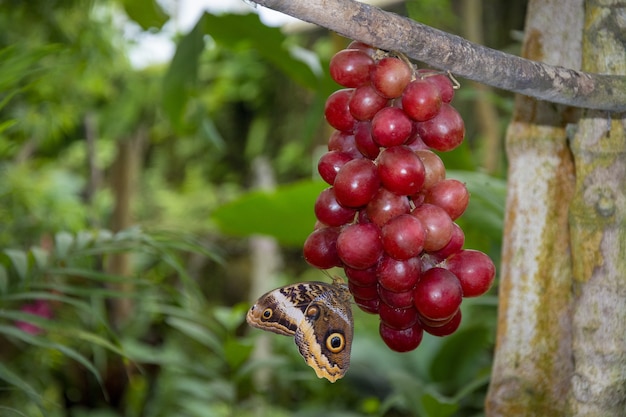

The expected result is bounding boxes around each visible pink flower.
[16,300,53,335]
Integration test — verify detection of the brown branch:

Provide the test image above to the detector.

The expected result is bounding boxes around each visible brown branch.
[251,0,626,112]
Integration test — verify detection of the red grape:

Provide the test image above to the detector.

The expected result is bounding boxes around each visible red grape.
[414,103,465,151]
[371,57,412,99]
[354,121,381,159]
[401,79,442,122]
[429,222,465,260]
[377,255,421,292]
[365,187,411,227]
[377,146,426,196]
[378,286,414,309]
[424,178,469,220]
[325,89,357,132]
[379,303,419,330]
[381,214,425,260]
[355,296,380,314]
[445,249,496,297]
[334,159,380,207]
[421,309,462,336]
[379,321,423,352]
[329,49,375,88]
[371,107,413,147]
[303,227,342,269]
[336,222,383,269]
[318,150,353,185]
[415,149,446,190]
[349,85,389,121]
[410,203,453,251]
[345,265,378,286]
[413,267,462,320]
[314,187,357,227]
[418,69,455,103]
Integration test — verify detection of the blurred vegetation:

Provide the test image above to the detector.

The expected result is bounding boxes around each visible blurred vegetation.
[0,0,525,416]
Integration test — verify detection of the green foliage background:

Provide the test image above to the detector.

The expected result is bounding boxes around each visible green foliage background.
[0,0,524,416]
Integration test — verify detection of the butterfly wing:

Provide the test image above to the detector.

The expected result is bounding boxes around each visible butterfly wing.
[246,282,333,336]
[294,285,353,382]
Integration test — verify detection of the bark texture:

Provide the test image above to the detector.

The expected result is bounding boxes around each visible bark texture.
[250,0,626,111]
[568,1,626,414]
[485,1,580,415]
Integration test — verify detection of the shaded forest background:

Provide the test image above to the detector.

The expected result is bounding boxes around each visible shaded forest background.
[0,0,525,416]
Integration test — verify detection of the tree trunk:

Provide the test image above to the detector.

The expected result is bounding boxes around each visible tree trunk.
[485,1,581,415]
[107,130,145,327]
[568,1,626,414]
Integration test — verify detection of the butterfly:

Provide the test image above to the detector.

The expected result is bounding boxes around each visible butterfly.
[246,277,353,382]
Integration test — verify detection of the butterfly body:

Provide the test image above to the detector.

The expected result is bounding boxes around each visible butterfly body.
[246,280,353,382]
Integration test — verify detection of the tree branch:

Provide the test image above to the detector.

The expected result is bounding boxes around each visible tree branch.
[251,0,626,112]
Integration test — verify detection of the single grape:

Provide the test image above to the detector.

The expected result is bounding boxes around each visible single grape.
[410,203,453,251]
[314,187,357,227]
[424,178,469,220]
[365,187,411,227]
[318,150,353,185]
[377,255,421,292]
[378,286,414,309]
[418,69,455,103]
[329,49,375,88]
[415,149,446,190]
[381,213,426,260]
[349,85,389,121]
[421,309,462,336]
[354,296,380,314]
[414,103,465,151]
[377,146,426,196]
[354,121,381,159]
[334,159,380,207]
[445,249,496,297]
[379,321,423,352]
[325,89,357,132]
[379,303,419,330]
[429,222,465,260]
[405,128,430,151]
[336,222,383,269]
[345,265,378,286]
[371,57,412,99]
[346,40,376,57]
[328,130,361,159]
[371,107,413,147]
[413,267,463,321]
[303,227,342,269]
[348,281,379,300]
[401,79,442,122]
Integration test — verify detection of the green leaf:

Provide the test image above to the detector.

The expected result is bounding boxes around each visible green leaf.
[121,0,169,30]
[201,13,319,90]
[166,317,224,355]
[448,170,506,240]
[0,265,7,294]
[0,361,42,406]
[162,16,206,130]
[421,391,459,417]
[211,180,327,246]
[28,247,48,270]
[54,231,75,259]
[0,325,103,386]
[429,324,491,385]
[3,249,28,281]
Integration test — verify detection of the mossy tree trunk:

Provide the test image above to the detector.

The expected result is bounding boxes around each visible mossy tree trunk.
[485,1,581,414]
[568,1,626,414]
[488,0,626,415]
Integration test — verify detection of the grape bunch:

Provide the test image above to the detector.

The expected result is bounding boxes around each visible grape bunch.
[303,41,496,353]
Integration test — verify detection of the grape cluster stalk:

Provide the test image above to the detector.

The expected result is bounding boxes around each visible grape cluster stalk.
[303,41,496,352]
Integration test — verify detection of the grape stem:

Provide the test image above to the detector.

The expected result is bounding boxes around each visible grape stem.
[247,0,626,112]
